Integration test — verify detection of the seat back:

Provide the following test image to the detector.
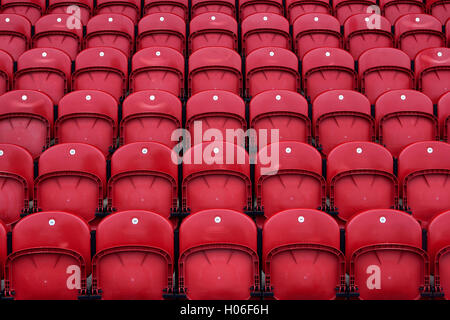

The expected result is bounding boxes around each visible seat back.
[120,90,182,147]
[375,90,437,157]
[398,141,450,227]
[239,0,283,21]
[86,13,134,57]
[93,210,174,300]
[47,0,93,26]
[0,89,53,159]
[179,208,258,300]
[15,47,71,104]
[55,90,118,157]
[427,0,450,24]
[263,209,344,300]
[191,0,235,18]
[0,50,14,95]
[0,13,31,61]
[5,211,91,299]
[96,0,141,23]
[143,0,189,21]
[108,142,178,224]
[333,0,377,24]
[286,0,331,24]
[327,142,397,225]
[293,13,341,60]
[380,0,425,24]
[73,47,128,102]
[438,92,450,141]
[313,90,373,156]
[1,0,46,24]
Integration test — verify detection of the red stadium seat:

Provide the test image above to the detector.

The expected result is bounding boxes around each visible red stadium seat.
[380,0,425,25]
[15,48,71,104]
[4,211,91,299]
[47,0,93,26]
[302,47,357,102]
[359,48,414,105]
[137,13,186,54]
[186,90,246,147]
[179,209,259,300]
[131,47,184,98]
[85,14,134,57]
[0,90,53,159]
[286,0,331,25]
[427,0,450,24]
[0,0,45,25]
[428,210,450,299]
[239,0,283,22]
[182,142,251,215]
[0,220,5,278]
[108,142,178,226]
[0,14,31,61]
[73,47,128,102]
[33,14,82,61]
[0,50,12,95]
[263,209,345,300]
[327,142,398,226]
[438,92,450,141]
[0,144,33,230]
[249,90,311,147]
[120,90,182,147]
[191,0,235,18]
[333,0,377,25]
[395,14,445,60]
[34,143,107,225]
[375,90,438,157]
[255,141,325,228]
[92,210,174,300]
[415,47,450,104]
[398,141,450,227]
[189,13,237,53]
[144,0,188,21]
[293,13,342,60]
[346,209,429,300]
[55,90,118,157]
[246,47,299,98]
[344,13,393,60]
[189,47,242,96]
[313,90,374,156]
[96,0,140,24]
[242,13,290,57]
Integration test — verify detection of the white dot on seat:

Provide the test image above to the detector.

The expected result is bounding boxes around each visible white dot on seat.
[213,147,219,154]
[401,95,406,100]
[99,51,104,57]
[214,216,221,223]
[380,217,386,223]
[108,17,113,22]
[314,17,319,22]
[49,219,56,226]
[365,17,369,22]
[149,95,155,101]
[160,17,164,21]
[42,52,47,57]
[21,95,27,101]
[338,94,344,100]
[142,148,148,154]
[213,95,219,101]
[415,17,420,22]
[275,95,281,101]
[211,15,216,20]
[427,147,433,154]
[325,51,330,57]
[132,218,138,224]
[298,216,305,223]
[356,147,363,154]
[285,147,292,154]
[57,17,62,22]
[85,95,91,101]
[156,51,161,56]
[437,52,443,57]
[0,150,3,156]
[269,51,274,56]
[263,16,268,21]
[5,17,10,22]
[69,149,76,155]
